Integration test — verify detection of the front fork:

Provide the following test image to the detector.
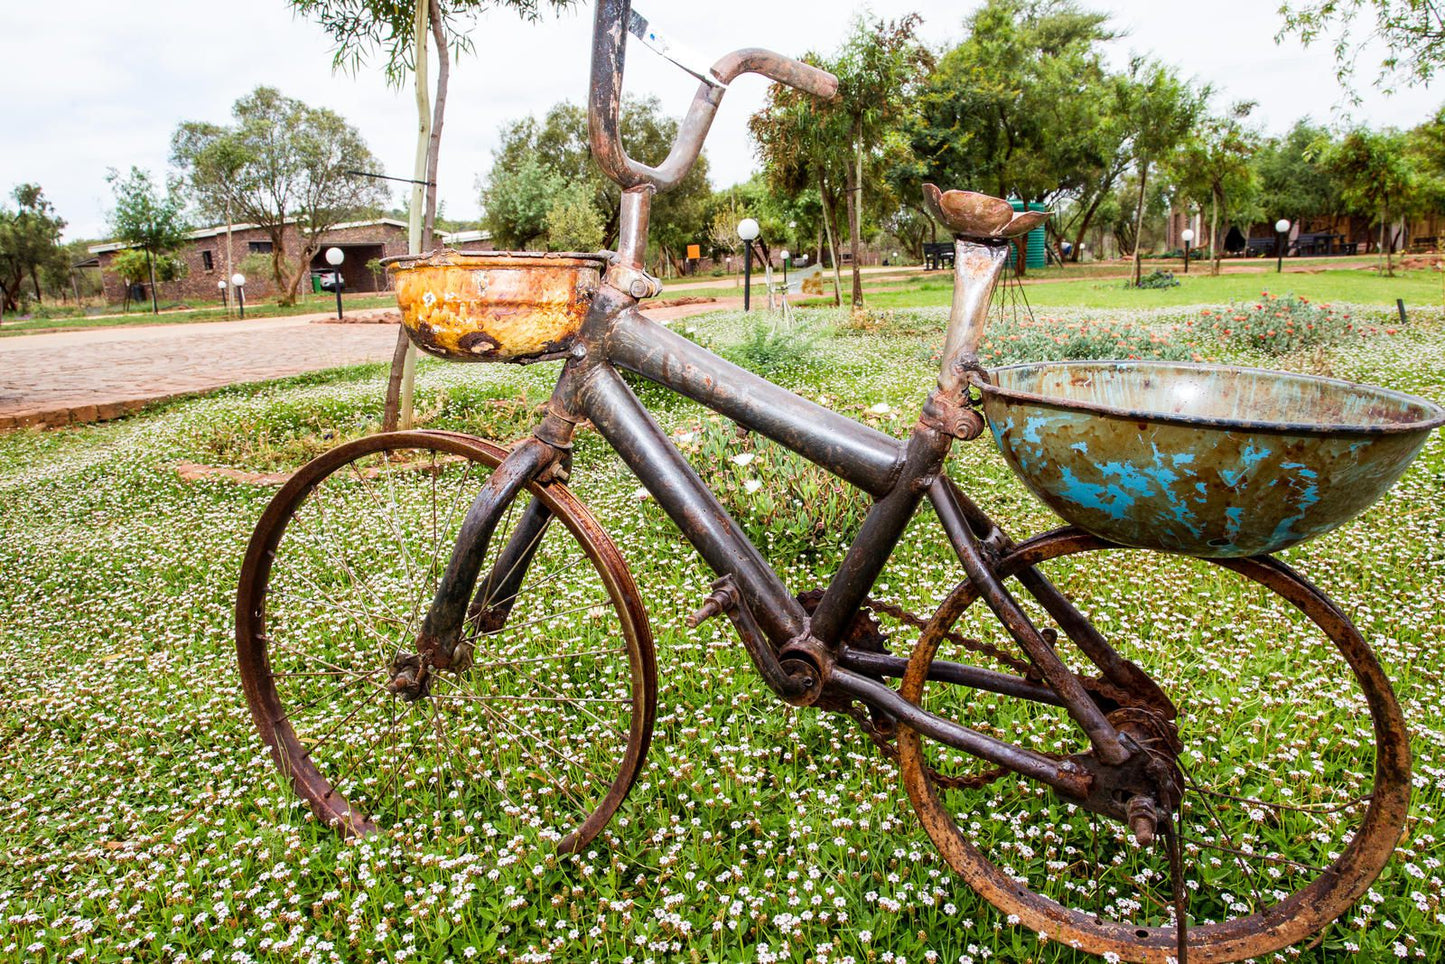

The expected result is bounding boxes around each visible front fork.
[388,418,575,701]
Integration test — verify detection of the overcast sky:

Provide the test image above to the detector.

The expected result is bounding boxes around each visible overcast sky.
[3,1,1439,241]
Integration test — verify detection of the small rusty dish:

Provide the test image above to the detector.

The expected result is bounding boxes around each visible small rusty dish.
[980,360,1445,558]
[383,249,607,362]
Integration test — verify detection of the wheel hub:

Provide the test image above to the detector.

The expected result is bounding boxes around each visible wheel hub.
[386,652,433,702]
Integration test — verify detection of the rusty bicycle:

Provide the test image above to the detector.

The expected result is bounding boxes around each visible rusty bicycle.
[235,2,1445,960]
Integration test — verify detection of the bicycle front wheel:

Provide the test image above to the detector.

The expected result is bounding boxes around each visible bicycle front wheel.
[897,529,1410,963]
[236,431,656,853]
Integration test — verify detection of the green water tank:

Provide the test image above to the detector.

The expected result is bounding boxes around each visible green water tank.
[1005,200,1047,269]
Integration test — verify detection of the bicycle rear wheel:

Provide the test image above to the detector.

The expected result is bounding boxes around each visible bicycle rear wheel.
[897,529,1410,963]
[236,431,656,853]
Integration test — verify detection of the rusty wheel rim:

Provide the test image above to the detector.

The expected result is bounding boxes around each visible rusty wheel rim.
[897,530,1410,963]
[236,430,656,852]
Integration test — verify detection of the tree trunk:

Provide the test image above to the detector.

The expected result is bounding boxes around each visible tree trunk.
[1130,159,1150,287]
[282,242,318,306]
[1380,205,1392,276]
[422,0,449,253]
[819,175,843,308]
[845,131,864,307]
[385,0,434,433]
[1210,191,1222,276]
[147,249,159,314]
[1069,171,1121,261]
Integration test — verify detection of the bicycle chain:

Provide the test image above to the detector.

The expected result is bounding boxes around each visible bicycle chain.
[847,594,1141,791]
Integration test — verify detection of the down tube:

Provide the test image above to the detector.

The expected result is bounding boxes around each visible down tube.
[578,364,808,647]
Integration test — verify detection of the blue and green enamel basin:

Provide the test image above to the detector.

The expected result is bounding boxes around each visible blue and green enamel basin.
[979,361,1445,558]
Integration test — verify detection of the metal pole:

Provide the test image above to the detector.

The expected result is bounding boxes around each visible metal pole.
[1277,231,1285,273]
[743,242,752,312]
[238,286,246,319]
[1183,240,1190,274]
[335,280,344,320]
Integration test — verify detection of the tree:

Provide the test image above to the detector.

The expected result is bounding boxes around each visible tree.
[750,56,850,305]
[107,167,189,315]
[1325,127,1419,274]
[1119,59,1203,286]
[0,184,67,319]
[908,0,1120,274]
[1279,0,1445,94]
[544,182,605,252]
[171,124,250,310]
[829,14,930,304]
[482,147,566,248]
[172,88,387,306]
[1405,106,1445,231]
[1169,101,1260,275]
[480,97,712,274]
[1252,121,1346,232]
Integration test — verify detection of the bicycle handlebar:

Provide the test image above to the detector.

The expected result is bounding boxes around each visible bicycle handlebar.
[589,0,838,194]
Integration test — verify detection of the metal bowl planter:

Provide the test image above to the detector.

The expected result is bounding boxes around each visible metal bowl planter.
[384,250,607,363]
[979,360,1445,558]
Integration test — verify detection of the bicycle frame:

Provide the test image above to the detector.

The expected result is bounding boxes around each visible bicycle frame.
[405,0,1180,823]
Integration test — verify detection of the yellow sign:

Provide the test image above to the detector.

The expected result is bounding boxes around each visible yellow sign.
[686,244,701,260]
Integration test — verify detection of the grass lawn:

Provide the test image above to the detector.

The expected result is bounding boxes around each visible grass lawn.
[1,306,1443,962]
[0,293,399,337]
[831,267,1445,311]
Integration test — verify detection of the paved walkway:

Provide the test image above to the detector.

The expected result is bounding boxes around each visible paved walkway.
[0,314,402,429]
[0,300,735,431]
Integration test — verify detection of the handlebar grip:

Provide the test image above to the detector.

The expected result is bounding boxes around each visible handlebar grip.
[715,48,839,101]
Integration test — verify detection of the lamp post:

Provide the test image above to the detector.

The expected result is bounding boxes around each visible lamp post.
[780,248,790,288]
[231,273,247,319]
[217,279,229,314]
[738,218,760,312]
[1180,228,1195,274]
[1275,218,1291,273]
[325,246,346,319]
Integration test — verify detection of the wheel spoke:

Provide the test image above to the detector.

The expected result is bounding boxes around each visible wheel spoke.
[237,438,653,849]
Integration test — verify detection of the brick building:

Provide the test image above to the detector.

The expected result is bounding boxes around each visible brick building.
[89,219,437,304]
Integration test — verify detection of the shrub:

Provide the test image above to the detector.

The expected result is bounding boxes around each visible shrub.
[1191,292,1369,357]
[970,312,1203,366]
[1129,270,1181,290]
[722,317,825,374]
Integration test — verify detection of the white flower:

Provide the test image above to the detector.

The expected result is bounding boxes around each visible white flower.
[633,486,650,500]
[869,402,892,415]
[743,479,763,494]
[730,452,756,467]
[676,431,697,444]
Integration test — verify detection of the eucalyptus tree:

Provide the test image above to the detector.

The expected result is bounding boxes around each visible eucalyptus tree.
[1279,0,1445,94]
[170,125,249,304]
[171,88,388,306]
[291,0,574,428]
[480,97,712,273]
[1119,58,1203,286]
[106,168,189,315]
[1168,100,1260,275]
[829,14,931,305]
[0,184,68,319]
[749,59,850,305]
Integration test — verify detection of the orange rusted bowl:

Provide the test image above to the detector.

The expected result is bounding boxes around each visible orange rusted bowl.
[383,250,607,362]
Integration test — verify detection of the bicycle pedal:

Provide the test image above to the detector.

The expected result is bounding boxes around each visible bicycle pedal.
[686,588,734,628]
